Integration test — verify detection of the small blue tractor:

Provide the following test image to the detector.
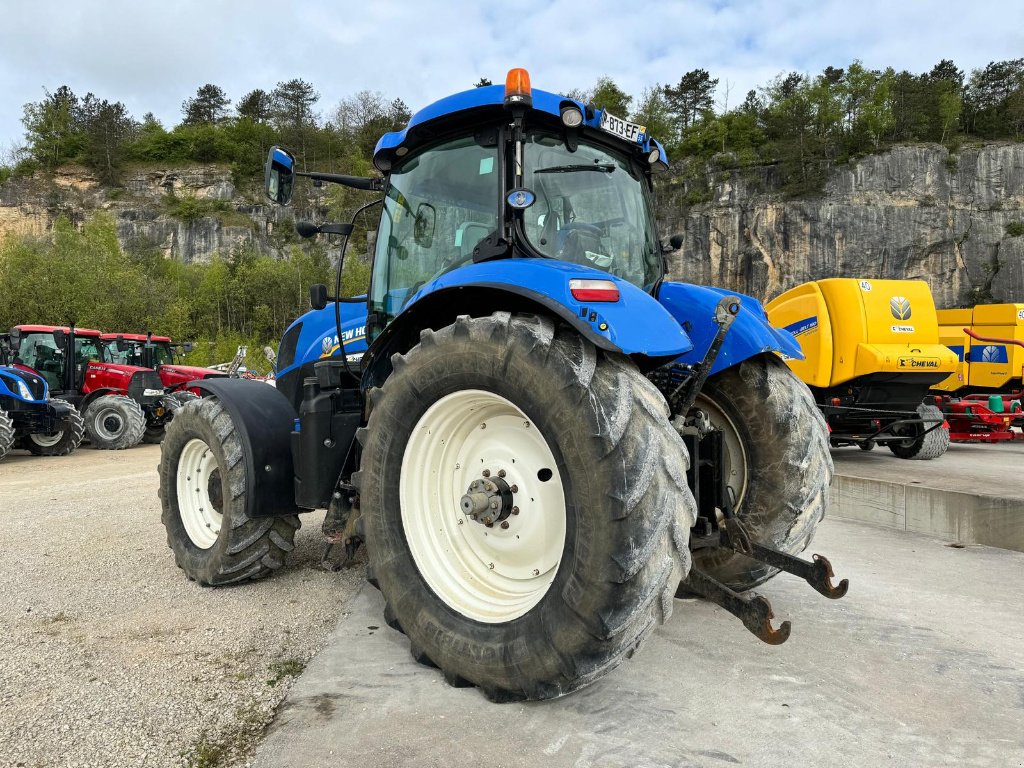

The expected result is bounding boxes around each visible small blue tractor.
[0,334,85,460]
[159,69,844,701]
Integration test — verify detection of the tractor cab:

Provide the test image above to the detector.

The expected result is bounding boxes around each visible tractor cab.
[265,69,671,360]
[11,325,111,394]
[100,333,220,394]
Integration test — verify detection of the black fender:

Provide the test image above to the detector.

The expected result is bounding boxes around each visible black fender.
[190,378,298,519]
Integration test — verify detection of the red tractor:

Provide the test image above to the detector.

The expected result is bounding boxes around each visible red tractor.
[100,332,226,396]
[8,325,178,449]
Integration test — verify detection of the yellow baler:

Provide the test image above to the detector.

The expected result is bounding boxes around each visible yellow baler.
[767,278,957,458]
[935,303,1024,394]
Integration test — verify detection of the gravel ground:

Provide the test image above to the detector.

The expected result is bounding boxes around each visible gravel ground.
[0,443,362,768]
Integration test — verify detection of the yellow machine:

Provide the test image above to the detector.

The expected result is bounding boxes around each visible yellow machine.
[934,303,1024,393]
[767,278,957,458]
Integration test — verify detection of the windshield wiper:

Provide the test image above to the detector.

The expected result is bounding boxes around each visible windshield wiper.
[534,163,616,174]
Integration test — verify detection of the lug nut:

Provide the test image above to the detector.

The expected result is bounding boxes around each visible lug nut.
[510,485,518,493]
[512,506,519,515]
[500,521,509,529]
[497,469,506,478]
[490,500,499,509]
[532,569,540,576]
[482,469,490,478]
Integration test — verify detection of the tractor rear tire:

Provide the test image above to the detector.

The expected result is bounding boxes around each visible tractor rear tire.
[0,410,14,461]
[84,395,146,450]
[355,313,696,702]
[142,425,166,444]
[888,403,949,460]
[158,396,300,585]
[687,354,833,593]
[24,399,85,456]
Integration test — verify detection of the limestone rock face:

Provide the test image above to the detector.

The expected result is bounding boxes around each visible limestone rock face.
[659,143,1024,307]
[3,145,1024,306]
[0,165,289,264]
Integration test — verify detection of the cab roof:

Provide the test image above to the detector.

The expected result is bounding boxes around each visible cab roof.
[100,333,172,343]
[16,325,102,336]
[373,82,667,170]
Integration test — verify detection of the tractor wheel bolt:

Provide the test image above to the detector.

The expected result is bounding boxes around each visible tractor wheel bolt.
[510,485,518,493]
[497,469,506,478]
[500,521,509,529]
[512,506,519,515]
[482,469,491,478]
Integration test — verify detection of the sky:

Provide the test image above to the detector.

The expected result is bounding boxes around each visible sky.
[1,0,1022,154]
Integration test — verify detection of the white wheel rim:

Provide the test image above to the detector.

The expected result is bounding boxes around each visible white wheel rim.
[177,438,223,549]
[29,431,64,448]
[678,394,749,512]
[91,406,124,440]
[400,389,567,624]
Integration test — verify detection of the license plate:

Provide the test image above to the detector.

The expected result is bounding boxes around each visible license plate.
[599,110,646,144]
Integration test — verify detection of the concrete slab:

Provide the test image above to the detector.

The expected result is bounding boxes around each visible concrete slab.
[831,443,1024,550]
[254,519,1024,768]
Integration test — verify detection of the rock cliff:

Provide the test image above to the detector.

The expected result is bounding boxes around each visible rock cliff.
[660,143,1024,307]
[0,164,290,263]
[2,143,1024,308]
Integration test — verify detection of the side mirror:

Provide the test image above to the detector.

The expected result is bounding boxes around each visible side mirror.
[182,341,194,353]
[9,327,22,349]
[52,329,67,351]
[115,335,129,353]
[265,146,296,205]
[310,283,329,310]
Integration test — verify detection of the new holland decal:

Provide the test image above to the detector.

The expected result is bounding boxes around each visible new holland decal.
[889,296,912,321]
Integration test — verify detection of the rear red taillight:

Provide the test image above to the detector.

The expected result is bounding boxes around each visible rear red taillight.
[569,279,619,303]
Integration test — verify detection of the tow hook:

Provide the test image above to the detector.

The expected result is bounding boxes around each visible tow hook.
[680,517,849,645]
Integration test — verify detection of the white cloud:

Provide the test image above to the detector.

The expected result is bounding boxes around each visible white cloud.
[1,0,1021,152]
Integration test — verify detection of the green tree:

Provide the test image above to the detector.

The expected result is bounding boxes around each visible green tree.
[589,76,632,116]
[271,78,320,163]
[664,69,719,136]
[21,86,84,169]
[474,78,493,88]
[182,84,231,125]
[237,89,272,123]
[78,95,136,184]
[631,86,673,145]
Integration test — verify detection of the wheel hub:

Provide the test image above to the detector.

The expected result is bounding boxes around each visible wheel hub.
[460,473,515,527]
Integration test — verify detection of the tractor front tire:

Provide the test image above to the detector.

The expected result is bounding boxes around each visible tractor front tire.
[84,395,146,450]
[888,403,949,460]
[687,354,833,593]
[24,399,85,456]
[0,410,14,461]
[158,396,300,585]
[356,313,696,702]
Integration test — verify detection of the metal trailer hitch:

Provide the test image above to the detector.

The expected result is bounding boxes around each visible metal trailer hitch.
[680,518,849,645]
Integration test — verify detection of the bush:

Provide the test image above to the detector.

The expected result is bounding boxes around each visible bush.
[1005,221,1024,238]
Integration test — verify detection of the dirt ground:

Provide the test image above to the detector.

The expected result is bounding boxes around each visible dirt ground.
[0,443,362,768]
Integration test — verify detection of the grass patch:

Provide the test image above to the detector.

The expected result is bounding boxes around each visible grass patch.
[1005,221,1024,238]
[266,657,306,687]
[184,702,267,768]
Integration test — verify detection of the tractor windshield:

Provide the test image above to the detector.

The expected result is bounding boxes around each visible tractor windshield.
[522,132,661,290]
[370,135,500,325]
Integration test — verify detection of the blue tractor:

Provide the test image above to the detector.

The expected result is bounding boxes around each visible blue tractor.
[0,333,85,460]
[159,69,844,701]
